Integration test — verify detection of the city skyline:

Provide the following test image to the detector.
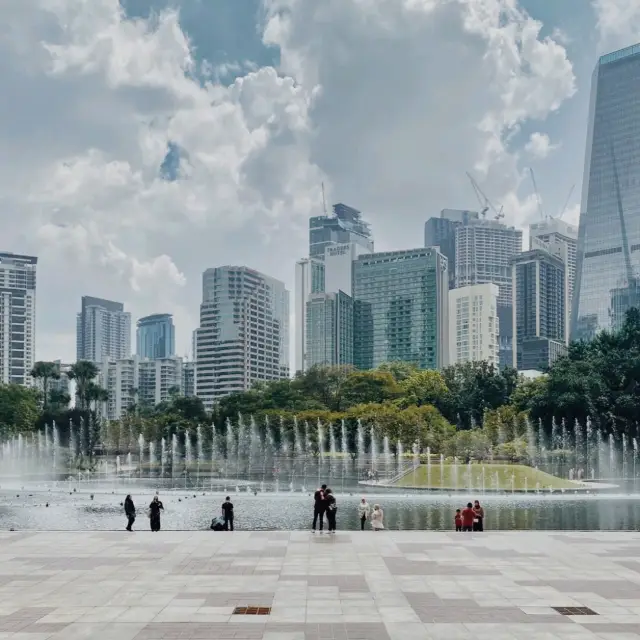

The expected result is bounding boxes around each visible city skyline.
[2,1,636,364]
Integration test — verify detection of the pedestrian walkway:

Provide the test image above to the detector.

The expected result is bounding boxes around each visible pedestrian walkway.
[1,531,640,638]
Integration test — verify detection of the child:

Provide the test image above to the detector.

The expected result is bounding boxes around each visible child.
[454,508,462,532]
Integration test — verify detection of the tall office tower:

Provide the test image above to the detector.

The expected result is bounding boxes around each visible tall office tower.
[309,203,373,258]
[306,291,354,368]
[455,219,522,368]
[182,360,195,397]
[195,266,289,409]
[294,257,325,373]
[512,249,567,371]
[424,209,479,289]
[573,43,640,340]
[76,296,131,363]
[0,253,37,386]
[448,284,499,367]
[136,314,175,359]
[352,248,448,370]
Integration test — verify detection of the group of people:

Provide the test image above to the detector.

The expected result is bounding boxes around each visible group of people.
[455,500,485,532]
[312,485,384,533]
[124,494,164,532]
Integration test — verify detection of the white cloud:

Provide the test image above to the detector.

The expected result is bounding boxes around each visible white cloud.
[525,132,560,159]
[593,0,640,52]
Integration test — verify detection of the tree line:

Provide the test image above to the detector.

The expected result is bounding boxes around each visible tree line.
[2,309,640,462]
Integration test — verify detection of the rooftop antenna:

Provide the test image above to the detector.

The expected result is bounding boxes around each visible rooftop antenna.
[321,182,328,216]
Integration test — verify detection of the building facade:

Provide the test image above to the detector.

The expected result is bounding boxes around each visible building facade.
[305,291,354,368]
[512,249,567,371]
[195,266,289,409]
[99,356,183,421]
[424,209,479,289]
[309,203,373,259]
[0,252,37,386]
[136,314,175,360]
[352,248,448,370]
[448,284,499,367]
[294,257,325,373]
[573,43,640,340]
[77,296,131,363]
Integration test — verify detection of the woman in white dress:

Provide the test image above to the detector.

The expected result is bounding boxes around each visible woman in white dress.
[371,504,384,531]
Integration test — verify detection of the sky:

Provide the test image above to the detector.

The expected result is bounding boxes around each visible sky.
[2,0,640,363]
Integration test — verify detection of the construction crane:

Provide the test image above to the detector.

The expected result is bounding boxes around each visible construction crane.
[466,172,500,219]
[529,168,545,220]
[495,207,505,221]
[321,182,328,216]
[558,184,575,220]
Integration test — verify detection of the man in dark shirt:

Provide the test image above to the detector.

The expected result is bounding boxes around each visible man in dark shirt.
[222,496,234,531]
[312,484,327,532]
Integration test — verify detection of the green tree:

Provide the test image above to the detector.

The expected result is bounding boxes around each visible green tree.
[398,370,448,408]
[293,365,352,412]
[67,360,100,410]
[376,361,419,383]
[0,384,41,437]
[30,361,60,409]
[342,370,401,407]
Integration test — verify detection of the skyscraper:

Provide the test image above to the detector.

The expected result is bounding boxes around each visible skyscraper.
[76,297,131,363]
[352,248,448,370]
[448,284,499,367]
[136,314,175,360]
[512,249,567,371]
[306,291,354,368]
[195,266,289,409]
[309,203,373,258]
[294,257,324,373]
[424,209,479,289]
[0,252,37,385]
[573,43,640,340]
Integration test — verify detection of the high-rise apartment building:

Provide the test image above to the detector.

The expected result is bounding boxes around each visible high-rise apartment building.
[99,356,183,420]
[512,249,567,371]
[309,203,373,259]
[424,209,479,289]
[182,360,195,397]
[0,252,37,386]
[195,266,289,409]
[294,257,324,373]
[306,291,353,368]
[352,248,448,370]
[573,43,640,340]
[136,314,175,360]
[448,284,499,367]
[77,297,131,363]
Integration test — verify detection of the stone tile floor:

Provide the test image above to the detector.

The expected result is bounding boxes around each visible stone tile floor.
[2,531,640,638]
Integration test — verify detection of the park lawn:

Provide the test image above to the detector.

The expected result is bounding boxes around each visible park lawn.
[394,463,579,491]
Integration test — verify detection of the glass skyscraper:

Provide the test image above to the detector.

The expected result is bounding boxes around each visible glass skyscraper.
[136,314,175,360]
[352,248,448,370]
[309,203,373,258]
[572,43,640,340]
[306,291,354,367]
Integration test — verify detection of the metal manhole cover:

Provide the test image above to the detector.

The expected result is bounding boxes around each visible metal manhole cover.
[232,606,271,615]
[552,607,598,616]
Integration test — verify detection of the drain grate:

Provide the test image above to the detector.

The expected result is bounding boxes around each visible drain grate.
[232,606,271,615]
[552,607,598,616]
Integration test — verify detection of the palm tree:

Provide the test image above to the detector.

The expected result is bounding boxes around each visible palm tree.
[30,361,60,409]
[67,361,99,410]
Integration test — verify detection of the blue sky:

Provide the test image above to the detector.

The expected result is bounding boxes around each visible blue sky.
[1,0,638,361]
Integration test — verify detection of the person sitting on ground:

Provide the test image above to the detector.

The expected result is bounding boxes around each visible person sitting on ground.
[371,504,384,531]
[454,508,462,532]
[358,497,370,531]
[461,502,475,532]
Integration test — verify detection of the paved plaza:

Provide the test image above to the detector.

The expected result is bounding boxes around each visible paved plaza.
[2,531,640,639]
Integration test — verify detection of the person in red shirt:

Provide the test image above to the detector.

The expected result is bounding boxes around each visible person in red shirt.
[454,509,462,532]
[461,503,475,532]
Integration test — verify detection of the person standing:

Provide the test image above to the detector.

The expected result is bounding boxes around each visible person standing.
[473,500,485,532]
[324,488,337,533]
[358,498,370,531]
[124,494,136,532]
[371,504,384,531]
[222,496,234,531]
[149,495,164,532]
[461,502,475,532]
[312,484,327,533]
[454,508,462,532]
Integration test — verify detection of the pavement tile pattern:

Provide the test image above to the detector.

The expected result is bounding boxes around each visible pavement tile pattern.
[2,531,640,638]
